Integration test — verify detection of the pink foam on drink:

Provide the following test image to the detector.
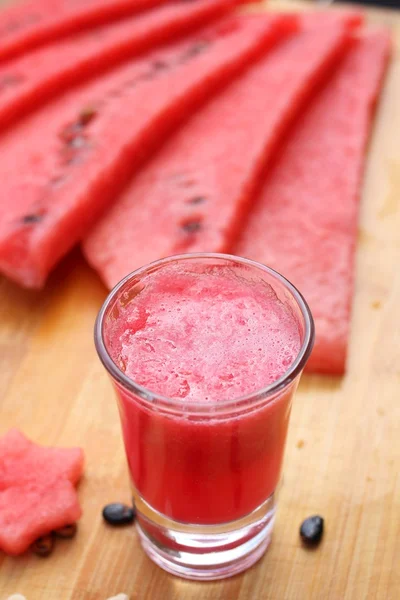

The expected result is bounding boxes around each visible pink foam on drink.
[109,264,301,401]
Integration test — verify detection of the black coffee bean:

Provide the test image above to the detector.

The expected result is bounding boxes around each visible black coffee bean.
[102,503,135,526]
[300,516,324,546]
[31,534,54,557]
[54,523,77,539]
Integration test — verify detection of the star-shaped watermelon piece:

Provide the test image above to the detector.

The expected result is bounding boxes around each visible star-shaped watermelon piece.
[0,429,84,555]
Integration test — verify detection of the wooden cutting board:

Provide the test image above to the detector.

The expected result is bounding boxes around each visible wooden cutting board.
[0,1,399,598]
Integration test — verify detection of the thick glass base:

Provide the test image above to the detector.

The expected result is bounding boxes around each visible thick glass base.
[134,494,276,581]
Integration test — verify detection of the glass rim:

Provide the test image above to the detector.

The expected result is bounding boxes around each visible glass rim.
[94,253,315,412]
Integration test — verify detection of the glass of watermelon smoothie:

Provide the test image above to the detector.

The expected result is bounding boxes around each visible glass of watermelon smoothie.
[95,253,314,580]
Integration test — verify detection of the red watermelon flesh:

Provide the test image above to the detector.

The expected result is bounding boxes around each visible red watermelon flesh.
[0,0,237,130]
[235,30,391,375]
[0,0,169,62]
[83,20,351,288]
[0,13,296,289]
[300,8,364,30]
[0,429,84,556]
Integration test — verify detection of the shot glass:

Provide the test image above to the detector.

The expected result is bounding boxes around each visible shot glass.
[95,253,314,581]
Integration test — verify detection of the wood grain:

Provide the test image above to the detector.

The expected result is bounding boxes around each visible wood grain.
[1,2,400,598]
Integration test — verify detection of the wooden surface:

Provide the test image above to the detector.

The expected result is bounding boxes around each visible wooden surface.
[1,2,400,598]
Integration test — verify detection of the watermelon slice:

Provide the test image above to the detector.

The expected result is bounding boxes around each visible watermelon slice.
[0,0,237,129]
[0,0,169,62]
[0,13,296,289]
[82,19,352,288]
[235,29,391,375]
[0,429,84,556]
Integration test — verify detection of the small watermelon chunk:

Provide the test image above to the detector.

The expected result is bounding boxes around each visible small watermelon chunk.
[235,30,391,375]
[0,0,237,129]
[0,0,168,62]
[0,13,296,289]
[83,18,351,288]
[0,429,84,556]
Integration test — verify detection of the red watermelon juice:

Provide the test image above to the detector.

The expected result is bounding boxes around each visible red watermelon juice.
[95,254,314,580]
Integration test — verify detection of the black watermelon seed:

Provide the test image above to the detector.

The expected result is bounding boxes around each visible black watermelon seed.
[60,122,81,144]
[300,516,324,546]
[181,219,202,234]
[54,523,77,539]
[79,107,97,126]
[188,42,209,56]
[180,41,209,62]
[186,196,206,205]
[22,213,43,224]
[152,60,168,71]
[102,503,135,526]
[31,534,54,557]
[50,175,66,188]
